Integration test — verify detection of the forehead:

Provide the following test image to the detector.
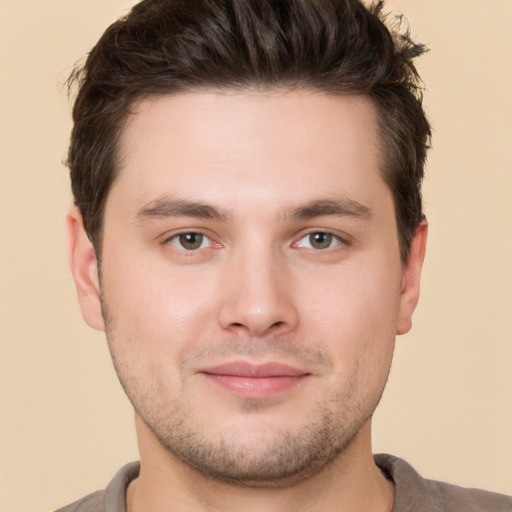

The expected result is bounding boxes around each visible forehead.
[110,90,388,217]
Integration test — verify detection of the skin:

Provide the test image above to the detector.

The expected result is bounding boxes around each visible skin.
[68,90,427,512]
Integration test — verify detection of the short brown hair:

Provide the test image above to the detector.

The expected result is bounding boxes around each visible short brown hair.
[68,0,431,262]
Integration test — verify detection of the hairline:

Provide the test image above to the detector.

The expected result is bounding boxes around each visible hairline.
[89,85,412,264]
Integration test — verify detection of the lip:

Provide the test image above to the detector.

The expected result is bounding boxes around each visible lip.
[201,362,311,398]
[204,362,308,378]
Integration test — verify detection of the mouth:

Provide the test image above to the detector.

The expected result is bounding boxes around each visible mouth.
[200,362,311,399]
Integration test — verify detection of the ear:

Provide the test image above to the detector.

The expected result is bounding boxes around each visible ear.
[397,219,428,335]
[66,206,105,331]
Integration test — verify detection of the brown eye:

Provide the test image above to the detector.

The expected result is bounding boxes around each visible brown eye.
[170,232,208,250]
[295,231,342,250]
[309,232,333,249]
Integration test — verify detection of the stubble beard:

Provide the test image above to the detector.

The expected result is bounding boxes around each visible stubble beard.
[138,390,372,488]
[101,301,389,488]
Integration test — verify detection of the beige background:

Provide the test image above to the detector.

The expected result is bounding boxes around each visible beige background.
[1,1,511,510]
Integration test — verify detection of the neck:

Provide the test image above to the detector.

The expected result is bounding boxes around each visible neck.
[128,416,395,512]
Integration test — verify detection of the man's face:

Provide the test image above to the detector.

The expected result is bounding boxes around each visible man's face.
[70,90,425,485]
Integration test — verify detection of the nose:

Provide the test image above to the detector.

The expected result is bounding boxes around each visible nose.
[217,245,299,338]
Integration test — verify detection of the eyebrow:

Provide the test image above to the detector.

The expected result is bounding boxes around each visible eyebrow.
[135,197,371,224]
[135,197,232,223]
[286,199,372,221]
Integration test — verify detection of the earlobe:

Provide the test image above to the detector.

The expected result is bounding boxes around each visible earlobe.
[66,206,106,331]
[397,220,428,335]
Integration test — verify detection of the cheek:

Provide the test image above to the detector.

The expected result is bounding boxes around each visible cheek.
[100,252,220,357]
[300,256,401,373]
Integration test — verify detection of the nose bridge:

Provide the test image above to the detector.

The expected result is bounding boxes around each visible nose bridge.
[218,236,298,336]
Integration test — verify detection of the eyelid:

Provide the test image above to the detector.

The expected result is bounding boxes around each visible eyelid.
[163,229,221,251]
[160,227,351,253]
[293,229,352,250]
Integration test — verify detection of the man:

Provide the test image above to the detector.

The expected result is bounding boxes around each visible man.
[59,0,511,511]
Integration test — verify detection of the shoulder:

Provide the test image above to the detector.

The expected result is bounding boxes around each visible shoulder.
[375,453,512,512]
[53,462,140,512]
[54,490,105,512]
[430,479,512,512]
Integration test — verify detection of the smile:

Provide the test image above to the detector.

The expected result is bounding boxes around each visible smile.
[201,362,311,398]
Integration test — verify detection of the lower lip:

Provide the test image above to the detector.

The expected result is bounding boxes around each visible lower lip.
[203,374,309,398]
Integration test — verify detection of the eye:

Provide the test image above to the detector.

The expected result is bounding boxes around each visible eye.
[168,232,211,251]
[295,231,342,250]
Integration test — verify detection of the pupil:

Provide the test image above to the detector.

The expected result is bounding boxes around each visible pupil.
[179,233,203,250]
[311,232,332,249]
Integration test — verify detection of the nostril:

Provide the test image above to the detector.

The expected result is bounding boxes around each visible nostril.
[228,320,285,334]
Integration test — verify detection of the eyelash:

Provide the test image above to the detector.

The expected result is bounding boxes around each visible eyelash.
[293,230,350,252]
[164,229,350,254]
[165,231,217,252]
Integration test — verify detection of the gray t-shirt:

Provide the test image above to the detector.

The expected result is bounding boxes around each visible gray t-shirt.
[55,454,512,512]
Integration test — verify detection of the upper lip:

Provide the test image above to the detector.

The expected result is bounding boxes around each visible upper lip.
[202,362,309,378]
